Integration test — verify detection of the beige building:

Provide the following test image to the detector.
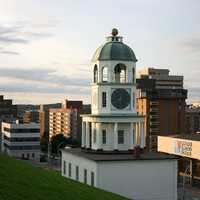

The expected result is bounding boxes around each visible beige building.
[158,135,200,186]
[49,108,79,140]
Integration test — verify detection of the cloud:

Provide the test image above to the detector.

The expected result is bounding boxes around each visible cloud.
[0,50,19,55]
[0,67,90,95]
[0,20,58,55]
[0,67,89,86]
[178,36,200,54]
[187,87,200,103]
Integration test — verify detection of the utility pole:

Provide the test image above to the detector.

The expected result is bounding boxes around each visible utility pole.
[48,141,51,169]
[182,165,190,200]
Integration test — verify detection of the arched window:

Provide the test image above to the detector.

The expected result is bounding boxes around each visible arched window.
[102,67,108,82]
[93,65,98,83]
[114,63,127,83]
[132,68,135,83]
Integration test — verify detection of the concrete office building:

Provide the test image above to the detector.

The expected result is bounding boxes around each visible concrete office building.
[136,68,187,151]
[1,120,40,160]
[61,29,177,200]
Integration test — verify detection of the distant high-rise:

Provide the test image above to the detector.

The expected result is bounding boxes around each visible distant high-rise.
[23,110,39,124]
[0,95,17,150]
[49,100,83,141]
[39,103,62,139]
[136,68,187,151]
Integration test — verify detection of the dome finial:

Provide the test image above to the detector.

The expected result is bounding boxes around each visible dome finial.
[112,28,118,37]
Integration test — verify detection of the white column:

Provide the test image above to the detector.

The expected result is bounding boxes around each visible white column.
[81,121,86,148]
[138,122,141,146]
[85,122,90,149]
[114,122,118,150]
[129,123,134,149]
[141,122,145,148]
[96,123,101,150]
[91,122,95,149]
[136,123,140,145]
[135,123,138,145]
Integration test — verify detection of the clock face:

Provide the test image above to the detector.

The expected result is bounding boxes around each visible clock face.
[111,88,131,109]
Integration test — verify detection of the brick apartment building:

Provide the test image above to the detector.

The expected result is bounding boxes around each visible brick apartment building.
[136,68,187,151]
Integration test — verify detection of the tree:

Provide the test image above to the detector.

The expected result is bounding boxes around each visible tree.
[50,134,71,155]
[40,134,48,153]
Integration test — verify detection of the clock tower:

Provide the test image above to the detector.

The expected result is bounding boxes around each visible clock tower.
[82,29,145,151]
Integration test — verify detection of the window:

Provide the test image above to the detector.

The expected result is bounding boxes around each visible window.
[91,172,95,186]
[102,129,106,144]
[84,169,87,184]
[94,65,98,83]
[102,67,108,82]
[102,92,106,107]
[63,161,66,175]
[118,130,124,144]
[32,153,35,158]
[132,68,135,83]
[114,64,127,83]
[76,166,79,181]
[68,163,72,177]
[93,129,96,143]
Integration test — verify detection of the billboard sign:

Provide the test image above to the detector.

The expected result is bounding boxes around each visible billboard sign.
[173,140,192,157]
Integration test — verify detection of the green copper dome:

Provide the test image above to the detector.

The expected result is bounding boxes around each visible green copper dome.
[92,29,137,62]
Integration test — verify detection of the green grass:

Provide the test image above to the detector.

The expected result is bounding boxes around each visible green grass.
[0,154,128,200]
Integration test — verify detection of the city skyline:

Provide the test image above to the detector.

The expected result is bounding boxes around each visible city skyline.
[0,0,199,104]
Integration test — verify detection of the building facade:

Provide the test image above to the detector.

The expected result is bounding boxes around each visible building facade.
[186,105,200,134]
[39,103,62,139]
[1,120,40,160]
[61,29,177,200]
[158,135,200,187]
[49,108,79,140]
[0,95,17,151]
[23,110,39,123]
[136,68,187,151]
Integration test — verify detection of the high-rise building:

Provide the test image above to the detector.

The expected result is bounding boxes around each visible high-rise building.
[49,108,79,140]
[0,95,17,150]
[39,103,62,139]
[1,120,40,160]
[0,95,17,121]
[23,110,39,123]
[136,68,187,151]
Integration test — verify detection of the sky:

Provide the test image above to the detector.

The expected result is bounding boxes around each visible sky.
[0,0,199,104]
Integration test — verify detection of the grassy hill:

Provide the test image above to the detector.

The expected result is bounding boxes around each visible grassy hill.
[0,154,128,200]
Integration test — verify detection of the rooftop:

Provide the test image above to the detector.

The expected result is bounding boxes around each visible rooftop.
[92,28,137,62]
[62,148,177,162]
[162,134,200,142]
[81,113,144,118]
